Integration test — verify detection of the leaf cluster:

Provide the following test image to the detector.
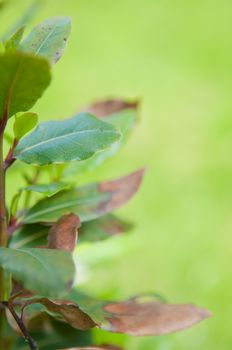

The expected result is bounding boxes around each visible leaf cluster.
[0,13,211,350]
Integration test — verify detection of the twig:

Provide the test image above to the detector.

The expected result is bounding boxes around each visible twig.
[2,301,38,350]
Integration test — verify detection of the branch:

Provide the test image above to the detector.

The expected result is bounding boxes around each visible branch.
[1,302,38,350]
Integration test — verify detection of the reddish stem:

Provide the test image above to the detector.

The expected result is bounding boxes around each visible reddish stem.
[0,108,8,341]
[4,138,18,171]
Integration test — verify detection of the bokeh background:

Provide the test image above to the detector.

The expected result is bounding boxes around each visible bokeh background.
[1,0,232,349]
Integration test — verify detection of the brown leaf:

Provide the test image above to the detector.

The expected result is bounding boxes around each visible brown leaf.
[102,298,211,336]
[24,292,211,337]
[97,168,145,214]
[26,298,96,331]
[82,99,138,118]
[48,214,80,252]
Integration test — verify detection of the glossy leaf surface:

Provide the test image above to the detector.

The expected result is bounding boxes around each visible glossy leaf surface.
[0,248,75,297]
[14,113,120,165]
[0,52,51,119]
[65,101,138,175]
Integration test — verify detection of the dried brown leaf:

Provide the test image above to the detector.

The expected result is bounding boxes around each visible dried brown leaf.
[25,293,211,337]
[48,214,80,252]
[82,99,138,118]
[27,298,96,331]
[97,168,145,214]
[102,298,211,336]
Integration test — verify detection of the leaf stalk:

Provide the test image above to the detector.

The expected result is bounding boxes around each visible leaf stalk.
[2,302,38,350]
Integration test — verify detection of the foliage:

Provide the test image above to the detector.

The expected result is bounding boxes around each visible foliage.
[0,13,211,350]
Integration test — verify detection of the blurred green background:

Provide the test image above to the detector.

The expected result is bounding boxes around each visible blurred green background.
[1,0,232,349]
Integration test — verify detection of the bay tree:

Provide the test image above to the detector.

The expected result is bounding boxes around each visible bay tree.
[0,14,211,350]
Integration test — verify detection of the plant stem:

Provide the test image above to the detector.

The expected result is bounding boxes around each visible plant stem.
[0,133,7,248]
[2,302,38,350]
[0,109,8,342]
[0,108,8,248]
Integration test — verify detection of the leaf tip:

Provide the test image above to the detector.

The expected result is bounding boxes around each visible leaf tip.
[48,213,80,252]
[81,98,140,119]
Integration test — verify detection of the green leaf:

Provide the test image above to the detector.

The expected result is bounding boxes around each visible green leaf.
[5,26,25,50]
[9,224,49,249]
[64,101,138,176]
[20,17,71,64]
[14,318,92,350]
[0,52,51,119]
[0,247,75,297]
[14,113,120,166]
[4,132,14,145]
[99,112,137,166]
[2,0,42,42]
[22,169,144,224]
[9,191,22,217]
[14,112,38,140]
[79,214,133,242]
[22,182,70,197]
